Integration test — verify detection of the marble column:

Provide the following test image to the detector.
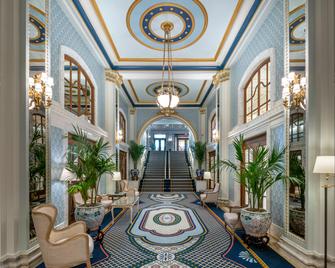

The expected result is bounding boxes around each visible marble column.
[213,70,231,202]
[105,69,122,193]
[199,108,207,143]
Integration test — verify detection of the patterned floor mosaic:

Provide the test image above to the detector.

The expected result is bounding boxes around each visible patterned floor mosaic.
[93,193,287,268]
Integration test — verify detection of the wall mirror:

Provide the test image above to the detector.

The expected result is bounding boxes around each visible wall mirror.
[28,0,49,240]
[286,0,306,240]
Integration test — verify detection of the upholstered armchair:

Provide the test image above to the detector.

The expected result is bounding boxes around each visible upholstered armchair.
[73,191,113,212]
[32,204,93,268]
[200,182,220,207]
[120,180,140,198]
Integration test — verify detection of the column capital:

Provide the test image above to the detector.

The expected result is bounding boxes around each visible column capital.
[200,108,206,114]
[213,69,230,88]
[105,69,123,87]
[130,108,136,115]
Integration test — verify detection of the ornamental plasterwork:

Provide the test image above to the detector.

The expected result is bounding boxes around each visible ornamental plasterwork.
[105,69,123,87]
[213,69,230,88]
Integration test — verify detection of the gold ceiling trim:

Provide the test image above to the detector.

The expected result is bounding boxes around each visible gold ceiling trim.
[90,0,244,63]
[289,4,304,15]
[134,2,198,51]
[29,4,46,15]
[128,79,207,104]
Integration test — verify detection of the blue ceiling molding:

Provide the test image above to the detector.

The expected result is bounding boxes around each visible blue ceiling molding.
[121,83,136,107]
[290,66,305,71]
[72,0,114,69]
[220,0,262,69]
[30,66,45,71]
[200,83,214,106]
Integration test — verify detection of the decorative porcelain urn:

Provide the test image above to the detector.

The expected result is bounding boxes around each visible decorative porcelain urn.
[240,208,272,237]
[75,203,105,231]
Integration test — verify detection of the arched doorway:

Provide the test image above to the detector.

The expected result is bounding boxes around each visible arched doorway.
[137,115,197,151]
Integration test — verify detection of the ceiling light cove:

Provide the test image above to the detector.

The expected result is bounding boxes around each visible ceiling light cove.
[127,1,207,51]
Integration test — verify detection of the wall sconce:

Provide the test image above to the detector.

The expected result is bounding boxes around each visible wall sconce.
[29,72,54,110]
[281,72,306,110]
[212,129,219,143]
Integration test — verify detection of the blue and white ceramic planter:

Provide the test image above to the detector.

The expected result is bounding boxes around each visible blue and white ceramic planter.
[75,203,105,231]
[240,208,271,237]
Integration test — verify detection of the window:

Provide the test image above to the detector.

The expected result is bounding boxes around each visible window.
[119,112,126,143]
[244,59,271,123]
[64,55,95,124]
[210,113,216,142]
[290,113,304,142]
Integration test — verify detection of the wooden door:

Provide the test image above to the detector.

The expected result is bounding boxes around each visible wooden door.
[208,150,216,189]
[119,150,127,181]
[241,134,267,207]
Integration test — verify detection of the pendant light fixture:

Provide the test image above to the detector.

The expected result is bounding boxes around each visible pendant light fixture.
[157,21,180,116]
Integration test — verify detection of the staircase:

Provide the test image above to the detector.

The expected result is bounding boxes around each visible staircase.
[169,151,195,192]
[140,150,195,192]
[140,151,165,192]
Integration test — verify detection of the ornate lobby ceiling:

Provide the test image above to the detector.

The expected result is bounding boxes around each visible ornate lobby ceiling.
[72,0,263,106]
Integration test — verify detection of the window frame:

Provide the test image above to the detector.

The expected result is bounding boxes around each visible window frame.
[290,112,304,142]
[244,58,271,123]
[210,113,216,143]
[119,111,126,143]
[64,55,95,124]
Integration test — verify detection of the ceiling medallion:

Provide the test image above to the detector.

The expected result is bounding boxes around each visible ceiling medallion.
[126,0,208,51]
[146,81,189,98]
[157,21,179,116]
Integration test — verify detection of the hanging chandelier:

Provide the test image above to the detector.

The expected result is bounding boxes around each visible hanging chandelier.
[28,72,54,110]
[157,22,180,116]
[281,72,306,110]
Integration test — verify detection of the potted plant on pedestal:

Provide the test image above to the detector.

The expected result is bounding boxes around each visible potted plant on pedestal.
[191,141,206,179]
[129,140,145,181]
[66,126,115,231]
[218,135,286,244]
[288,153,305,237]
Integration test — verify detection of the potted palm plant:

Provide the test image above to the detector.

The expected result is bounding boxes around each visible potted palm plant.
[218,135,286,240]
[288,153,305,237]
[191,141,206,179]
[66,126,116,231]
[129,140,145,180]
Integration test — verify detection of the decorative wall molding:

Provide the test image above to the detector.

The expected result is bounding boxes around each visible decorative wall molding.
[105,69,123,87]
[228,100,284,140]
[212,69,230,88]
[50,101,108,139]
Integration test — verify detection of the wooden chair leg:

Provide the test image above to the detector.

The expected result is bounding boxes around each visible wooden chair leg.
[86,259,91,268]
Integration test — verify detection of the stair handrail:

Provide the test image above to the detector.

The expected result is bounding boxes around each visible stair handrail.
[186,146,195,179]
[138,148,149,181]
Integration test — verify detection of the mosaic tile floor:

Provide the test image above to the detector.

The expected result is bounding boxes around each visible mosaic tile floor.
[93,193,292,268]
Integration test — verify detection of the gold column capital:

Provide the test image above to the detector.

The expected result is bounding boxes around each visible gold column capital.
[105,69,123,87]
[200,108,206,114]
[130,108,136,115]
[213,69,230,88]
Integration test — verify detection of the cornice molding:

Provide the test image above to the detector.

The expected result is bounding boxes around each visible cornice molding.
[105,69,123,86]
[213,69,230,88]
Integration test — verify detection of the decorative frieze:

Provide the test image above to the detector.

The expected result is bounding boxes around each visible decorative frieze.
[105,69,123,87]
[213,69,230,88]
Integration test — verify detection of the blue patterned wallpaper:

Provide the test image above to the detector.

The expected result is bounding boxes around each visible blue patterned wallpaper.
[50,0,105,128]
[270,124,285,227]
[50,126,67,225]
[228,143,235,201]
[230,0,284,128]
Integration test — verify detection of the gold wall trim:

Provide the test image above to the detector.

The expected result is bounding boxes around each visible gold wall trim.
[289,4,304,15]
[89,0,244,63]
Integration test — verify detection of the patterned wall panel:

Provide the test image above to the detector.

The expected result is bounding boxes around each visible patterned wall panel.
[230,0,284,128]
[228,143,235,201]
[270,124,285,227]
[50,126,67,225]
[50,0,105,128]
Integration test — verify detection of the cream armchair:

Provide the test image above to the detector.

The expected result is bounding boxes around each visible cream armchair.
[200,182,220,207]
[120,180,140,198]
[32,204,93,268]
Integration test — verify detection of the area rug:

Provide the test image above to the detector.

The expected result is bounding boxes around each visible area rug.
[93,193,294,268]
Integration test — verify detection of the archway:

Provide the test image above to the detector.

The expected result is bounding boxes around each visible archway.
[137,114,198,151]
